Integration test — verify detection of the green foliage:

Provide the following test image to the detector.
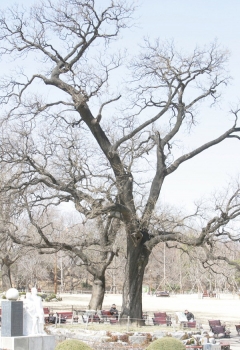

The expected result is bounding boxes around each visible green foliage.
[40,293,48,299]
[45,293,62,302]
[146,337,185,350]
[81,282,92,289]
[55,339,93,350]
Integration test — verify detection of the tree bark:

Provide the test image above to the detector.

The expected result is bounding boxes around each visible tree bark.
[121,235,150,324]
[88,274,105,310]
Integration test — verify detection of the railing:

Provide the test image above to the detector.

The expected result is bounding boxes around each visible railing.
[46,308,203,332]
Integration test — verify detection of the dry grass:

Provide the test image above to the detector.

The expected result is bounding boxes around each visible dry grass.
[47,322,175,333]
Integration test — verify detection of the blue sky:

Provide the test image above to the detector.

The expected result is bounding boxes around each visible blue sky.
[1,0,240,211]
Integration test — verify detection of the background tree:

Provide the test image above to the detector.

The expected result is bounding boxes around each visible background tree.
[13,249,52,291]
[0,171,24,290]
[3,200,121,309]
[0,0,240,322]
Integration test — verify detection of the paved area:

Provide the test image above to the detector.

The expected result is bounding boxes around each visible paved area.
[229,336,240,350]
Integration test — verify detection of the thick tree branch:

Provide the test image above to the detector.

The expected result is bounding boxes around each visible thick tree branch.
[167,123,238,175]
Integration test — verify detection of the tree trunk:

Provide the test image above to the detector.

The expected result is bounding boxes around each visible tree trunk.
[121,236,150,324]
[88,274,105,310]
[1,257,13,290]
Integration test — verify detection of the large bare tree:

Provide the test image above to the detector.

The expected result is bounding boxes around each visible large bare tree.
[0,0,240,322]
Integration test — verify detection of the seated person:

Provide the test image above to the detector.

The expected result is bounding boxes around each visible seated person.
[184,309,194,322]
[110,304,119,318]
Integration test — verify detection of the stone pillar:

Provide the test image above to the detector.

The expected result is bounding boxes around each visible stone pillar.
[1,300,23,337]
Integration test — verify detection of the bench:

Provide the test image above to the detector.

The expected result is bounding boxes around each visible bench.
[101,310,112,322]
[209,320,221,329]
[220,341,230,350]
[202,291,217,298]
[100,310,119,323]
[88,313,101,323]
[43,307,50,323]
[82,313,101,323]
[235,324,240,335]
[152,312,172,326]
[57,311,78,323]
[154,312,172,325]
[209,320,230,338]
[155,291,170,297]
[109,318,118,324]
[185,321,196,328]
[154,312,167,317]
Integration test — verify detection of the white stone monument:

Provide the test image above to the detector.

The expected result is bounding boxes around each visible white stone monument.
[23,288,46,336]
[1,288,23,337]
[5,288,19,301]
[0,287,55,350]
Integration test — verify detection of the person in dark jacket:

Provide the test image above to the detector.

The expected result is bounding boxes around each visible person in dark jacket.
[110,304,119,319]
[184,309,194,321]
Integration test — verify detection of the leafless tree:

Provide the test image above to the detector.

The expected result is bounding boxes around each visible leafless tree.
[3,200,121,308]
[0,171,28,290]
[13,249,51,291]
[0,0,240,322]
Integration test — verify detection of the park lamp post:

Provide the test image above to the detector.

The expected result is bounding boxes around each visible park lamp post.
[54,228,66,295]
